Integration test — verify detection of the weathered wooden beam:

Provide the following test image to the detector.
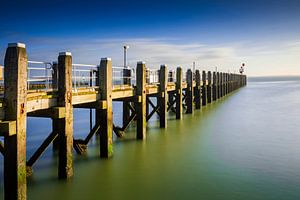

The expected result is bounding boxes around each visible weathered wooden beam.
[57,51,73,179]
[207,71,212,103]
[135,61,147,139]
[28,107,65,119]
[0,121,16,136]
[97,58,113,157]
[186,69,193,114]
[194,70,201,109]
[26,131,58,168]
[176,67,183,119]
[3,42,27,200]
[158,64,168,128]
[202,71,207,106]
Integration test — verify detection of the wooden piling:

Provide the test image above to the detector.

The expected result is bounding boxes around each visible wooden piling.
[159,65,168,128]
[194,70,201,109]
[56,52,74,179]
[97,58,113,157]
[135,62,147,139]
[217,72,221,99]
[207,71,212,103]
[186,69,193,114]
[176,67,183,119]
[202,71,207,106]
[212,72,217,101]
[3,43,27,200]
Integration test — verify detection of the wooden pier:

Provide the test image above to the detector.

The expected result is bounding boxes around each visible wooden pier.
[0,43,247,200]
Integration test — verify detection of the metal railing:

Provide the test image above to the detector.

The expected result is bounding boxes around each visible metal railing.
[27,61,53,91]
[72,63,98,91]
[146,69,159,84]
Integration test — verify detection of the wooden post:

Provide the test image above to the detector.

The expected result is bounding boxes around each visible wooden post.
[159,65,168,128]
[194,70,201,109]
[3,43,27,200]
[226,73,229,94]
[135,61,147,139]
[229,73,232,92]
[186,69,193,114]
[217,72,221,99]
[57,51,73,179]
[219,72,223,97]
[176,67,183,119]
[97,58,113,157]
[207,71,212,103]
[223,73,226,96]
[202,71,207,106]
[212,72,217,101]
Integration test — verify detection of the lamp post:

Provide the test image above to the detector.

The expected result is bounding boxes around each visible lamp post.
[124,45,129,68]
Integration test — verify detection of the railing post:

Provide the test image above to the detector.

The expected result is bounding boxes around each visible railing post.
[202,70,207,106]
[207,71,212,103]
[135,61,147,139]
[159,65,168,128]
[176,67,183,119]
[194,70,201,109]
[57,52,74,179]
[212,72,217,101]
[3,43,27,200]
[186,69,193,114]
[96,58,113,157]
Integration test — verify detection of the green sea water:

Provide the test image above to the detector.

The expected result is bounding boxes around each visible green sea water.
[1,76,300,200]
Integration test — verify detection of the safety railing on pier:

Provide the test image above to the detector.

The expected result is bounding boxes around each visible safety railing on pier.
[27,60,54,91]
[72,63,98,91]
[168,70,176,83]
[112,66,135,89]
[146,69,160,84]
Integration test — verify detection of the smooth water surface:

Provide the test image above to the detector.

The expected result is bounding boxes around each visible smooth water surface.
[0,76,300,200]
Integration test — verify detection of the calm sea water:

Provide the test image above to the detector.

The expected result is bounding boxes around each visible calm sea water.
[0,76,300,200]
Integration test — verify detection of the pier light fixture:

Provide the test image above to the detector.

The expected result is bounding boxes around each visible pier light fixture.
[124,45,129,68]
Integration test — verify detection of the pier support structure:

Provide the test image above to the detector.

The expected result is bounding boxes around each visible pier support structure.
[186,69,193,114]
[135,62,147,139]
[159,65,168,128]
[57,52,74,178]
[202,71,207,106]
[207,71,212,104]
[194,70,201,109]
[212,72,217,101]
[176,67,183,119]
[3,43,27,200]
[97,58,113,158]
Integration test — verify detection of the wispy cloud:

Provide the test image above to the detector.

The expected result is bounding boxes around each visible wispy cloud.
[0,36,299,76]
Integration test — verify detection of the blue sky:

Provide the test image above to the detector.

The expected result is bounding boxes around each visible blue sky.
[1,0,300,76]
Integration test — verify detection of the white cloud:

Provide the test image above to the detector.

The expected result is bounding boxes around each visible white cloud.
[1,37,299,76]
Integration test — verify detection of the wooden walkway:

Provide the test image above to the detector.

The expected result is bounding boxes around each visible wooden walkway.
[0,43,247,200]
